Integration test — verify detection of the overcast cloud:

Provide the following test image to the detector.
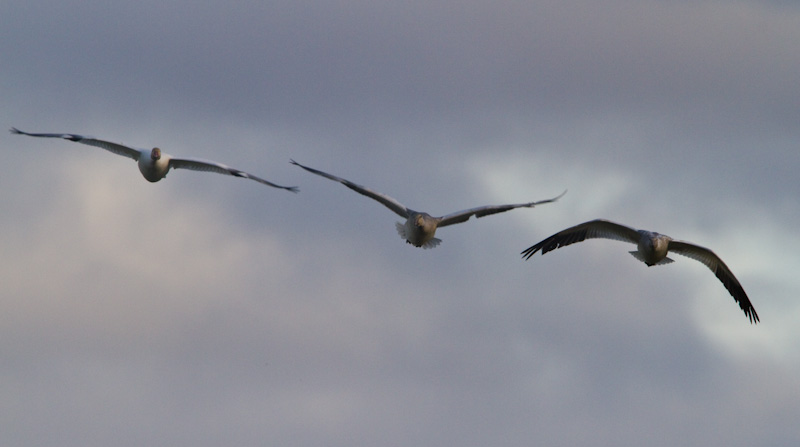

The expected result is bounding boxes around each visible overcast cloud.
[2,0,799,446]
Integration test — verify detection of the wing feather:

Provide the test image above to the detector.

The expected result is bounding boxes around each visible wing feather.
[170,157,298,192]
[668,241,759,324]
[11,127,141,160]
[290,160,408,217]
[437,190,566,228]
[521,219,641,260]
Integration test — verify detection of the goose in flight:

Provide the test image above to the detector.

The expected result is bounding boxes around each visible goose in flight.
[521,219,759,324]
[291,159,565,248]
[10,127,298,192]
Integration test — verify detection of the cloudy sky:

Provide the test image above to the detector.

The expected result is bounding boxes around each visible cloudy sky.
[2,0,799,445]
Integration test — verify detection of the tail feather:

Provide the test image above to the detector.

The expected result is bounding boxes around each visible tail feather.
[395,222,406,239]
[629,251,674,266]
[421,238,442,249]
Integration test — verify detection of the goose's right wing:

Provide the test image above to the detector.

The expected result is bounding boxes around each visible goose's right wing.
[290,160,409,218]
[522,219,641,260]
[11,127,142,161]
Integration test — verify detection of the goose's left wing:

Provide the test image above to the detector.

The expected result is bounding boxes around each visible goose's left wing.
[437,190,566,228]
[170,157,298,192]
[668,240,759,324]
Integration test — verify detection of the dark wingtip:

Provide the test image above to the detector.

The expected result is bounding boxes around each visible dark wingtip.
[520,245,541,260]
[714,264,760,325]
[747,308,760,324]
[9,127,22,134]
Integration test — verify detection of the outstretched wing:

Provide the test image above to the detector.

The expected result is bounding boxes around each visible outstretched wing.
[290,159,409,217]
[668,241,759,324]
[521,219,641,260]
[11,127,141,161]
[169,157,298,192]
[437,190,566,228]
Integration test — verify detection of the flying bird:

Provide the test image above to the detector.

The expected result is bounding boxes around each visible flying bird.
[10,127,298,192]
[521,219,759,323]
[291,159,565,248]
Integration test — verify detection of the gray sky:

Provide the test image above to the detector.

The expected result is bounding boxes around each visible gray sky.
[2,0,799,445]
